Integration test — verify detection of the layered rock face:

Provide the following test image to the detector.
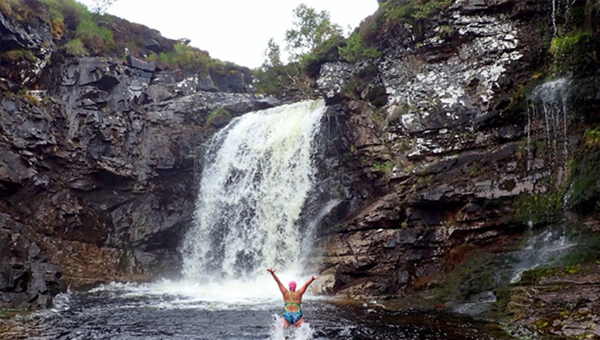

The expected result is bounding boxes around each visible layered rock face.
[0,10,278,309]
[314,0,600,323]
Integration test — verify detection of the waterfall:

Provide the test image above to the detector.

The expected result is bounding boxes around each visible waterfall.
[509,227,576,283]
[526,78,570,184]
[181,99,327,282]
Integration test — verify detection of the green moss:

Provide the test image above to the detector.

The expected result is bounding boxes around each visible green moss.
[372,161,395,180]
[0,50,37,62]
[206,107,232,127]
[520,265,585,285]
[549,30,598,76]
[550,31,593,57]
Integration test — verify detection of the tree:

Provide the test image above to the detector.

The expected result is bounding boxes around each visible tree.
[284,4,343,62]
[89,0,116,15]
[262,38,282,69]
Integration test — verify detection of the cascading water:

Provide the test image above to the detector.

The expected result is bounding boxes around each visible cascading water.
[182,99,327,282]
[526,78,570,183]
[512,78,576,281]
[509,226,576,283]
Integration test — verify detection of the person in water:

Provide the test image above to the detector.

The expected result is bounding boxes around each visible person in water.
[267,268,318,329]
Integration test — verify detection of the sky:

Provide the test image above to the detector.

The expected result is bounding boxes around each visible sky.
[77,0,379,69]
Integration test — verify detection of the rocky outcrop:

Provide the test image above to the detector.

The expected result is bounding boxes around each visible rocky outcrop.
[505,264,600,339]
[312,0,600,336]
[0,10,279,309]
[314,0,548,296]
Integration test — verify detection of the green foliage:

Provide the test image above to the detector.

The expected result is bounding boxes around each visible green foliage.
[62,38,89,56]
[284,4,343,61]
[0,50,38,62]
[156,43,212,74]
[76,11,115,54]
[373,161,395,180]
[412,0,454,19]
[584,128,600,148]
[381,0,453,22]
[253,62,311,97]
[263,38,282,68]
[255,4,344,95]
[301,34,344,79]
[338,32,381,63]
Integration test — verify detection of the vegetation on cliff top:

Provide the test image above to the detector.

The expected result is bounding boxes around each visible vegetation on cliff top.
[254,0,453,97]
[0,0,248,77]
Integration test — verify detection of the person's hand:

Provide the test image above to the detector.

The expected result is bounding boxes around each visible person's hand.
[312,276,319,280]
[267,268,275,274]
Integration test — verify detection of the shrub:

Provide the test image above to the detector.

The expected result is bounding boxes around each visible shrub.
[0,50,38,62]
[76,11,115,54]
[156,43,212,74]
[338,32,381,63]
[301,34,344,79]
[253,62,311,97]
[62,38,89,56]
[381,0,453,21]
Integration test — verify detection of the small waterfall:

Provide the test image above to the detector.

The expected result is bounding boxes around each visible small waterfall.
[182,100,327,282]
[509,226,576,283]
[526,78,570,184]
[550,0,574,36]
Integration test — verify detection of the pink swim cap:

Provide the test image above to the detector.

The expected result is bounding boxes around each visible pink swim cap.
[289,281,297,291]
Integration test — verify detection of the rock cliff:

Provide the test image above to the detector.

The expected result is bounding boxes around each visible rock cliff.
[311,0,600,338]
[0,7,278,310]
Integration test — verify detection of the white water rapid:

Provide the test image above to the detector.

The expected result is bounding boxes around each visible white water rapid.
[182,99,327,283]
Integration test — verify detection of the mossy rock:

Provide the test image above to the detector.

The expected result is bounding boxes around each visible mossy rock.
[206,107,232,128]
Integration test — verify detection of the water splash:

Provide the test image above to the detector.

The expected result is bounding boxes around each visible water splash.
[269,315,315,340]
[509,227,576,283]
[182,100,327,282]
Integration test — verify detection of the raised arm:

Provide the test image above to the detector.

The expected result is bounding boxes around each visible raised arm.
[267,268,288,295]
[296,275,318,296]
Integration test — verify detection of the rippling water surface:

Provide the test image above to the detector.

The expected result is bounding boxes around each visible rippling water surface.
[2,280,514,340]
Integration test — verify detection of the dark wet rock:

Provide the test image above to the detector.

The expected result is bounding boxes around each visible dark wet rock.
[311,6,600,340]
[126,55,156,72]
